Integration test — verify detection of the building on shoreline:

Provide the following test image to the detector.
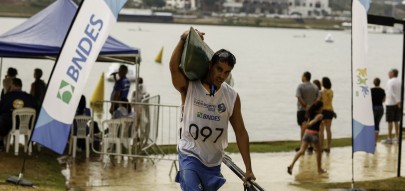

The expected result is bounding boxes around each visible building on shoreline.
[221,0,331,18]
[288,0,331,17]
[166,0,197,10]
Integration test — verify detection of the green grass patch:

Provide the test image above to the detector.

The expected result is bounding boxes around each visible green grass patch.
[0,148,66,190]
[295,177,405,191]
[160,135,389,155]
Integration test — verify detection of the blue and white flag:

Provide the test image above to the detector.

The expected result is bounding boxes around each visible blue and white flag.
[352,0,375,154]
[32,0,127,154]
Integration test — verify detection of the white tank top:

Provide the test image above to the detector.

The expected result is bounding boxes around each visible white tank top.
[178,81,237,167]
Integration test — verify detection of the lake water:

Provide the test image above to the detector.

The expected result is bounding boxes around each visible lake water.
[0,17,403,142]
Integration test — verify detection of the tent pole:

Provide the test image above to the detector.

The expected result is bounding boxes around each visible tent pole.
[397,25,405,178]
[135,56,140,101]
[350,1,355,187]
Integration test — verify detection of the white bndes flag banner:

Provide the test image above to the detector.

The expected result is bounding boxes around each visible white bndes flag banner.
[352,0,375,154]
[32,0,127,154]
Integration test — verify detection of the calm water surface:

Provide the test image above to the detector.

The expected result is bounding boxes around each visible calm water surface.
[0,17,402,142]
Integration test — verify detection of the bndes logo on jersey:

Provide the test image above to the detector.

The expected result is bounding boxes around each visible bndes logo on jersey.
[197,112,220,121]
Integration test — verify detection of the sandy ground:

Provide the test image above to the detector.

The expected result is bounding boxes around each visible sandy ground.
[67,141,405,191]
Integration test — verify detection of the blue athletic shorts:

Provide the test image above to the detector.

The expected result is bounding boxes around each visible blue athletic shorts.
[175,152,226,191]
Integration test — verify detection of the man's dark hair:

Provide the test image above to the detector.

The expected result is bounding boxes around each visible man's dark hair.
[322,77,332,89]
[35,68,43,78]
[303,71,311,81]
[7,67,18,77]
[119,65,128,71]
[392,69,399,77]
[12,78,22,88]
[138,77,143,84]
[211,49,236,67]
[374,78,381,86]
[313,79,321,90]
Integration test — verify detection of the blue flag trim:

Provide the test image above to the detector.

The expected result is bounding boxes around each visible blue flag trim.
[353,119,375,153]
[31,108,70,154]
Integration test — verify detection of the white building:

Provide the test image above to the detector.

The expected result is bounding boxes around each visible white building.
[223,1,244,13]
[166,0,196,10]
[288,0,331,17]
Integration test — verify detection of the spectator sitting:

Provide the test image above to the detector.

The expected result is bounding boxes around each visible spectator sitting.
[113,98,131,119]
[0,78,37,151]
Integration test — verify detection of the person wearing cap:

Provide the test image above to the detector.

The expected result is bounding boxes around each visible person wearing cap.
[169,29,255,191]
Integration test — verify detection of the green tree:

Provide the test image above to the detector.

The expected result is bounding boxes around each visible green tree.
[142,0,165,8]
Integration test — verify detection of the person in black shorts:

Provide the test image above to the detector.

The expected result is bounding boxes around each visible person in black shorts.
[385,69,401,144]
[296,72,319,152]
[371,78,385,145]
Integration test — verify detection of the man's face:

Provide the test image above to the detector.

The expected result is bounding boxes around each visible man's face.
[118,67,128,78]
[210,62,233,87]
[301,74,306,82]
[388,71,393,78]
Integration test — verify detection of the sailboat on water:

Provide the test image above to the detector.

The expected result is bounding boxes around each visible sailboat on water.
[324,33,334,43]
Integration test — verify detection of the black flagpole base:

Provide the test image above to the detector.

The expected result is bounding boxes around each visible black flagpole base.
[6,175,33,187]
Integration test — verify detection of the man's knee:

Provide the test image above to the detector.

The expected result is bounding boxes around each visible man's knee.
[177,170,203,191]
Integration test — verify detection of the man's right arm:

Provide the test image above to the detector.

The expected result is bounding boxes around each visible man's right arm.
[169,32,189,96]
[296,86,306,108]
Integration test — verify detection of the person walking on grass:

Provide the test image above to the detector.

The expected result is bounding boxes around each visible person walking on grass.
[170,29,255,190]
[288,100,326,175]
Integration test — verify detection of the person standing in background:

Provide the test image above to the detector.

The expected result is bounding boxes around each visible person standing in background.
[109,65,130,115]
[320,77,334,153]
[296,71,319,152]
[384,69,401,144]
[371,78,386,146]
[1,67,18,99]
[30,68,47,105]
[312,79,322,92]
[131,77,150,103]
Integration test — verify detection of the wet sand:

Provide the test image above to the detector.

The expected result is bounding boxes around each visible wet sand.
[67,142,405,190]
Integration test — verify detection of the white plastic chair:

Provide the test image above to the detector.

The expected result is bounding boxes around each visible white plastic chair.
[120,117,138,156]
[69,115,91,158]
[101,119,122,164]
[6,108,36,156]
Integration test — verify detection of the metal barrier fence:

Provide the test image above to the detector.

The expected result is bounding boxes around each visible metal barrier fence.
[88,95,181,165]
